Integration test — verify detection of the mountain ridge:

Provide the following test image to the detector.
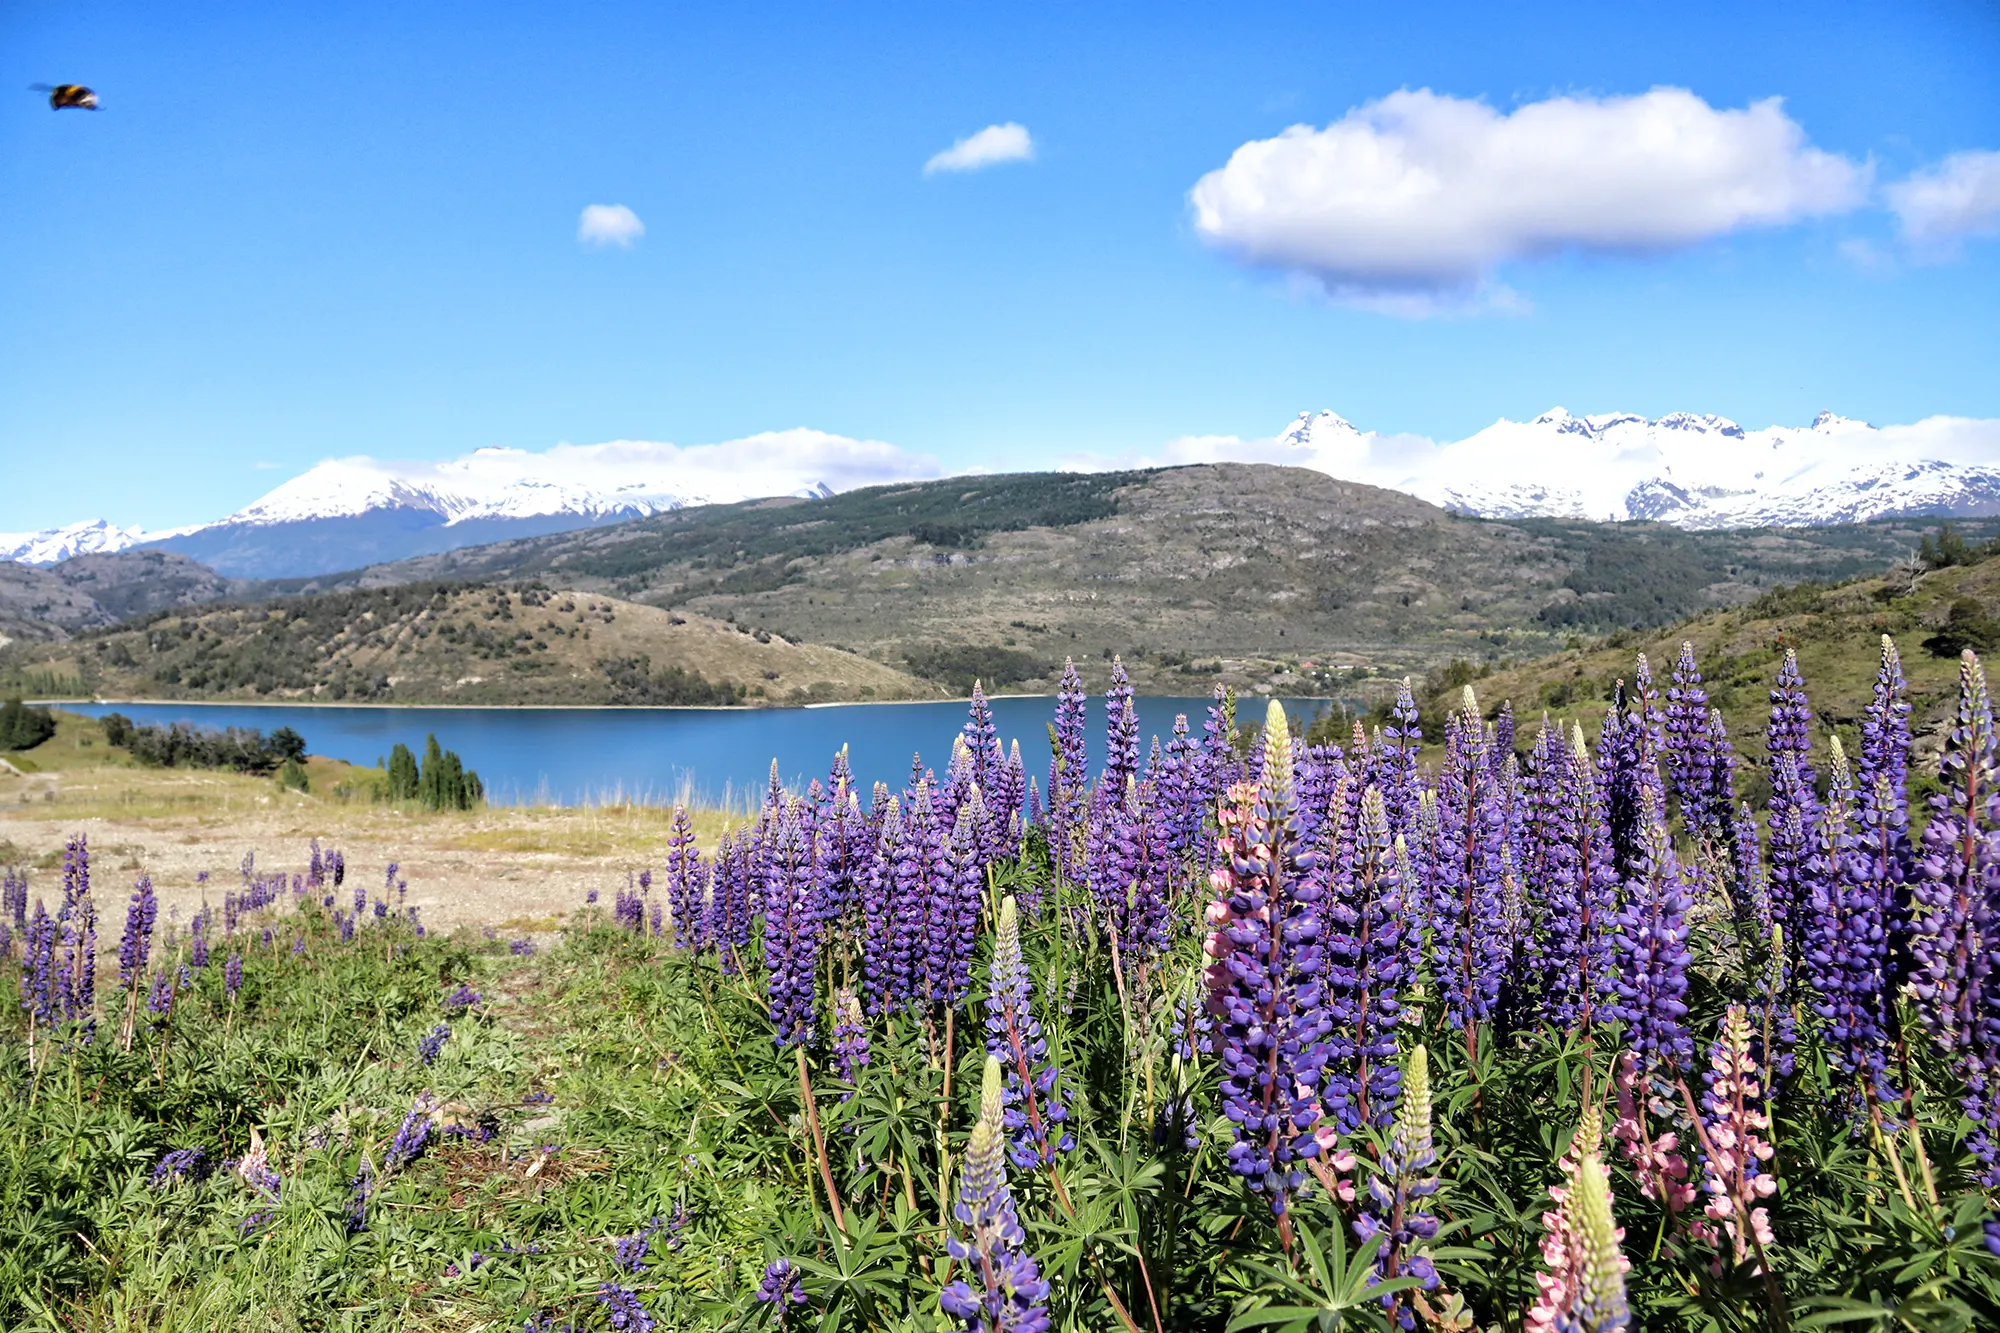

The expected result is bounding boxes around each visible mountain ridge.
[9,407,2000,579]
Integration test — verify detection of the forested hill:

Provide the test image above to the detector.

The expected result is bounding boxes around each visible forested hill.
[268,463,1977,695]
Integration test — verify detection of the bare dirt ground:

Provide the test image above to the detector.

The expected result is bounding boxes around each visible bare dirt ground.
[0,718,739,942]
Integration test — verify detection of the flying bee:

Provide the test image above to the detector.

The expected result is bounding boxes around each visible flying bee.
[30,84,99,110]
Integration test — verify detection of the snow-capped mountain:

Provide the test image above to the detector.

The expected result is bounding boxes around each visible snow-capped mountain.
[116,429,928,578]
[1254,407,2000,528]
[0,519,151,566]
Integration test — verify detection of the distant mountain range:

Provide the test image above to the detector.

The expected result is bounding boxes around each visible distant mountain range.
[1259,407,2000,527]
[6,408,1999,579]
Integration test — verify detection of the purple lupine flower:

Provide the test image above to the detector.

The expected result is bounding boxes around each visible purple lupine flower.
[1154,713,1202,864]
[1049,658,1090,884]
[1491,699,1517,773]
[597,1282,656,1332]
[190,905,211,970]
[941,1057,1052,1333]
[755,1260,807,1318]
[1295,738,1346,847]
[1324,785,1406,1134]
[985,896,1073,1168]
[963,681,999,792]
[1600,666,1666,884]
[763,799,819,1047]
[119,875,158,991]
[145,965,175,1019]
[224,952,243,1000]
[1431,690,1509,1045]
[859,798,901,1015]
[151,1147,210,1188]
[1371,679,1424,842]
[1203,702,1333,1221]
[4,865,29,931]
[345,1159,374,1233]
[1104,656,1139,792]
[443,984,481,1013]
[20,901,58,1032]
[1199,682,1241,812]
[386,1098,433,1170]
[664,807,702,946]
[1855,636,1916,989]
[815,785,867,946]
[1355,1044,1441,1328]
[929,789,985,1008]
[615,1217,664,1272]
[1803,737,1898,1110]
[1609,810,1694,1072]
[1766,649,1820,965]
[418,1023,451,1065]
[510,937,536,956]
[1539,725,1621,1032]
[1167,969,1213,1060]
[1911,649,2000,1183]
[995,739,1027,866]
[713,831,756,975]
[1087,784,1170,967]
[1663,642,1729,841]
[831,987,870,1099]
[907,778,950,1007]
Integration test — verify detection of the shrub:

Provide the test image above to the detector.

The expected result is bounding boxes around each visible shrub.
[0,699,57,751]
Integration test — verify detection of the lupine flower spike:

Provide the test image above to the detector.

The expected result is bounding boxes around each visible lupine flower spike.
[1685,1005,1778,1275]
[1357,1044,1441,1329]
[1529,1107,1632,1333]
[1204,701,1333,1231]
[940,1055,1053,1333]
[985,895,1072,1167]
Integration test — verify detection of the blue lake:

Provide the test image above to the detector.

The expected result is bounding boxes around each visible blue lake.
[56,697,1336,808]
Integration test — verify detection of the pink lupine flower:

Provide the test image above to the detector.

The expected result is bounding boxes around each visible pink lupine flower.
[1528,1108,1631,1333]
[1611,1050,1696,1219]
[1688,1005,1779,1274]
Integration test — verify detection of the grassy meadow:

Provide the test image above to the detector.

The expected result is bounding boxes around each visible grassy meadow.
[10,586,2000,1331]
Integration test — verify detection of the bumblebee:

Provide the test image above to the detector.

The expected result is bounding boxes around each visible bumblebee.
[31,84,98,110]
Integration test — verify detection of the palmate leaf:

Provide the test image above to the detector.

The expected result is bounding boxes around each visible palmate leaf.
[1225,1216,1411,1333]
[779,1209,921,1333]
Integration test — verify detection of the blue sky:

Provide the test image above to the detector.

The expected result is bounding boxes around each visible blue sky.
[3,0,1998,531]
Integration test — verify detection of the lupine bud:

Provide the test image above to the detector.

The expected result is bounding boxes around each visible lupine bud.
[985,896,1072,1167]
[1357,1044,1441,1326]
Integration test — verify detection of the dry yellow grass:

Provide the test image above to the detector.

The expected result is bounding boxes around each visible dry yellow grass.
[0,713,749,938]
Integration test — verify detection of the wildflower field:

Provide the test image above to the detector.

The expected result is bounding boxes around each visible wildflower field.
[8,644,2000,1333]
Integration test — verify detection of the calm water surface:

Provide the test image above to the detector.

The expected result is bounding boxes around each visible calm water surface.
[58,697,1331,807]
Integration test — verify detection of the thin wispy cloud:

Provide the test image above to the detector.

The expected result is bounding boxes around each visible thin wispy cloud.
[577,203,646,248]
[1887,150,2000,256]
[1189,88,1869,314]
[924,122,1035,175]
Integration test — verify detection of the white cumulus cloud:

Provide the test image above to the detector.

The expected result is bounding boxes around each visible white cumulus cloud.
[1188,87,1869,312]
[924,122,1035,175]
[577,203,646,248]
[1887,150,2000,252]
